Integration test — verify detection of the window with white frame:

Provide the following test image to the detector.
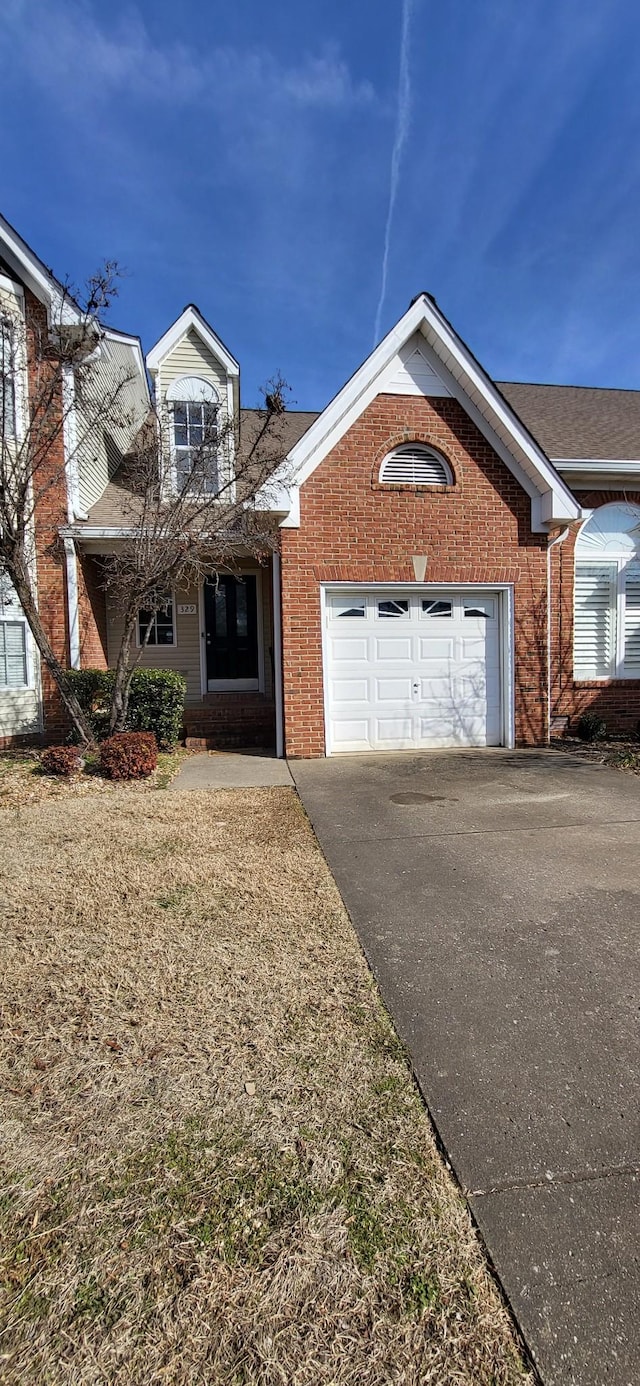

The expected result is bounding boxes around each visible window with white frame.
[166,376,220,494]
[0,321,16,441]
[574,503,640,678]
[0,571,29,687]
[137,596,175,647]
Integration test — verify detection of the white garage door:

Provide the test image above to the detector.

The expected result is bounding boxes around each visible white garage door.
[324,589,503,753]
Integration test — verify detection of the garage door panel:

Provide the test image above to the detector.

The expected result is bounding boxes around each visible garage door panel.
[330,677,370,703]
[417,637,456,660]
[331,718,371,748]
[375,637,413,661]
[325,588,504,753]
[329,636,370,661]
[375,676,414,701]
[374,716,414,744]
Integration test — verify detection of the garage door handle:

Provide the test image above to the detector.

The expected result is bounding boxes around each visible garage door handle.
[412,681,420,693]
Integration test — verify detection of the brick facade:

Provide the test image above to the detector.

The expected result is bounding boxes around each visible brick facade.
[280,393,550,758]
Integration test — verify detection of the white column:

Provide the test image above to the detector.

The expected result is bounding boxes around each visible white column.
[272,551,284,758]
[63,538,81,669]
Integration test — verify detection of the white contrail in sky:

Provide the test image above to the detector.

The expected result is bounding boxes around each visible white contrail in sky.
[373,0,415,347]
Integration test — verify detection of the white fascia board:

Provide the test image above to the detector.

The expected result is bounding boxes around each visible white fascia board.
[283,294,580,530]
[146,306,240,378]
[0,213,80,325]
[554,458,640,472]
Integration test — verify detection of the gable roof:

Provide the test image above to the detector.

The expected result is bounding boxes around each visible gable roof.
[146,304,240,378]
[498,381,640,461]
[279,293,580,531]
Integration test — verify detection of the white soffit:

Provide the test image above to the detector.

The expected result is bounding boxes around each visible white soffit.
[283,294,580,530]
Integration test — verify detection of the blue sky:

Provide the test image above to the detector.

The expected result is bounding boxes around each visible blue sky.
[2,0,640,409]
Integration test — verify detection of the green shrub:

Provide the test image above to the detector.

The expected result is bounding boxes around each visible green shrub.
[67,669,186,749]
[99,732,158,780]
[577,712,608,742]
[40,745,83,777]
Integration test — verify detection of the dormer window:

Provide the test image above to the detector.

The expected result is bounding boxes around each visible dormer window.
[166,376,220,494]
[378,443,452,487]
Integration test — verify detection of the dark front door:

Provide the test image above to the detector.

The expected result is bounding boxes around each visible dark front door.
[204,574,259,687]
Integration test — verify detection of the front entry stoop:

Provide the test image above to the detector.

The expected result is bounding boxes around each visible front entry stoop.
[183,694,276,751]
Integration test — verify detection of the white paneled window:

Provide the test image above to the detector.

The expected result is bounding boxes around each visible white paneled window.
[166,376,220,494]
[0,573,29,687]
[574,504,640,679]
[137,595,175,647]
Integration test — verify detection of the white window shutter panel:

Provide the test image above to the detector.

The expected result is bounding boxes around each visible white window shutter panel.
[574,564,616,678]
[624,562,640,672]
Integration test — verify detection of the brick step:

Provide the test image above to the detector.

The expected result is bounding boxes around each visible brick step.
[185,730,275,751]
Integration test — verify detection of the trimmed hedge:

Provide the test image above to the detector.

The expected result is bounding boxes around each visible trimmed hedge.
[67,668,186,749]
[40,745,83,777]
[99,732,158,781]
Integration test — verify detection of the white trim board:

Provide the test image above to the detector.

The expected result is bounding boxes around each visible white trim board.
[274,294,579,532]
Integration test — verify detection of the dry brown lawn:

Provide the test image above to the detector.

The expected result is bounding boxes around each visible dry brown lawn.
[0,778,532,1384]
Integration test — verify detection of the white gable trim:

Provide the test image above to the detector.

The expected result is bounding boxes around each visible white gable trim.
[281,295,580,531]
[0,212,79,325]
[146,305,239,378]
[381,335,451,397]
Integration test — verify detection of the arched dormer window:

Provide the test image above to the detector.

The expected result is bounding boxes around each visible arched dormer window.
[574,502,640,679]
[166,375,220,493]
[378,443,453,487]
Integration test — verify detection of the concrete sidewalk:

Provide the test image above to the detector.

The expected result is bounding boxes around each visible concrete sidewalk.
[291,749,640,1386]
[169,751,293,789]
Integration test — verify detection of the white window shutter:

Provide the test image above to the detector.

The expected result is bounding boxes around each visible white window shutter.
[574,564,616,678]
[624,562,640,673]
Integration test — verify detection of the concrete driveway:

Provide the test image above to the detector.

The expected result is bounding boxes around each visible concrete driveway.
[290,749,640,1386]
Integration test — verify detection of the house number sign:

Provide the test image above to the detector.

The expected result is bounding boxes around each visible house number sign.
[177,604,197,615]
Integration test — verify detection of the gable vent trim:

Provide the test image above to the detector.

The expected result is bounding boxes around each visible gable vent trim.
[379,444,453,487]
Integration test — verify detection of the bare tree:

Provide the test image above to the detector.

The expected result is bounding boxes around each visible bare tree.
[101,373,292,732]
[0,266,139,745]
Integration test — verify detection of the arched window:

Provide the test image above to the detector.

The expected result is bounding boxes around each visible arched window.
[166,376,220,493]
[574,502,640,679]
[378,443,452,487]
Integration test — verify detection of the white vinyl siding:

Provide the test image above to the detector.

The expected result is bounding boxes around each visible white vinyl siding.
[76,337,149,515]
[574,559,640,680]
[0,570,41,737]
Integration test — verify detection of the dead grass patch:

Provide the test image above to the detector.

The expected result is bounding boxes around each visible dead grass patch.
[0,747,186,809]
[0,786,532,1384]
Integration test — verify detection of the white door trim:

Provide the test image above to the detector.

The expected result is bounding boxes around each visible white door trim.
[320,581,515,755]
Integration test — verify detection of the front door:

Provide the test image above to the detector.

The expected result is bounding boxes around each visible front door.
[204,574,260,690]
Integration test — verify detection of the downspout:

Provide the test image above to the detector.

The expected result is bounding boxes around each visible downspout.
[546,526,570,743]
[63,538,81,670]
[272,551,284,758]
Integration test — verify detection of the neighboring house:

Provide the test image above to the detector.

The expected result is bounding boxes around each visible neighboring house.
[2,212,640,756]
[0,214,149,745]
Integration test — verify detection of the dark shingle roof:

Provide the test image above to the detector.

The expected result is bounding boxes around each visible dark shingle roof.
[497,382,640,460]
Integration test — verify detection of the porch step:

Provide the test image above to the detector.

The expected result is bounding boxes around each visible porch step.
[183,696,275,751]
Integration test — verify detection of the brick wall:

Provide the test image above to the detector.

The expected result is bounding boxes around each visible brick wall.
[551,489,640,734]
[280,393,549,757]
